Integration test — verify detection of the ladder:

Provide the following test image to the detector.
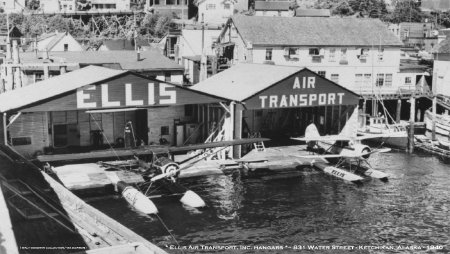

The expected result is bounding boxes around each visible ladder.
[254,141,266,152]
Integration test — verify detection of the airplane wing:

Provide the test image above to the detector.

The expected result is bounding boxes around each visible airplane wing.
[295,148,391,159]
[291,135,351,142]
[37,138,270,162]
[354,133,404,140]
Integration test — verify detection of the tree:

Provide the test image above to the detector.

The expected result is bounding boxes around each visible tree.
[27,0,40,10]
[382,0,429,23]
[332,1,354,16]
[348,0,388,18]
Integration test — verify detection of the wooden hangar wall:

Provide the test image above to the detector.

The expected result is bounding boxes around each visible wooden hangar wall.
[2,73,226,158]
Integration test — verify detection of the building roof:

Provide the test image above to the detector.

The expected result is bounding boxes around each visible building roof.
[192,63,299,101]
[421,0,450,11]
[229,15,403,47]
[17,50,184,71]
[0,66,127,113]
[46,32,67,51]
[101,39,151,50]
[295,8,330,17]
[254,1,290,11]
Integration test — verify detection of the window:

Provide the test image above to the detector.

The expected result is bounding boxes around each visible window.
[64,44,68,51]
[329,48,336,62]
[11,137,32,146]
[284,47,299,60]
[317,71,326,77]
[164,72,171,82]
[161,126,169,135]
[340,48,347,60]
[355,74,363,87]
[359,48,369,59]
[224,3,230,9]
[378,48,384,61]
[265,48,273,61]
[206,4,216,9]
[364,74,372,86]
[385,74,393,86]
[376,74,384,86]
[405,76,412,85]
[309,48,320,56]
[330,74,339,83]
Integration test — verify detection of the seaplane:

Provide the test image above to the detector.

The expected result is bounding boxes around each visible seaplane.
[38,137,269,215]
[291,107,390,183]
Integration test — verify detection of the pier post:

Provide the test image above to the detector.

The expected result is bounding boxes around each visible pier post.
[396,98,401,123]
[432,96,437,141]
[362,99,367,115]
[233,104,243,159]
[408,96,415,153]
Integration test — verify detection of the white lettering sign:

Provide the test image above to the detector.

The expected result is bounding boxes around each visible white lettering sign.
[159,83,176,104]
[125,83,144,106]
[259,92,346,108]
[76,85,97,108]
[101,84,121,107]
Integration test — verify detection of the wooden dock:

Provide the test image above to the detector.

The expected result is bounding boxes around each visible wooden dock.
[0,145,167,254]
[239,145,313,170]
[414,135,450,162]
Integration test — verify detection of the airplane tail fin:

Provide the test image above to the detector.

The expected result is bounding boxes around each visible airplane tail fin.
[304,122,321,140]
[339,106,359,139]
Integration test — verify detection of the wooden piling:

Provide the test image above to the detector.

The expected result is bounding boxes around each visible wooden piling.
[432,96,437,141]
[396,98,401,123]
[408,96,415,153]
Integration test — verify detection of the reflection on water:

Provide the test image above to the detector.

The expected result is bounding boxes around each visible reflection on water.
[88,152,450,253]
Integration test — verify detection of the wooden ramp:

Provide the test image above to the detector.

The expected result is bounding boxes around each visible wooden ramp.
[51,163,145,194]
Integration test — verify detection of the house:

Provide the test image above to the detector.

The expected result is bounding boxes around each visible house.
[254,1,293,17]
[97,39,151,51]
[176,28,222,84]
[34,32,84,52]
[295,8,331,17]
[89,0,131,11]
[432,38,450,96]
[145,0,190,19]
[0,0,26,13]
[40,0,61,12]
[59,0,77,12]
[0,26,23,53]
[215,15,424,99]
[0,48,185,92]
[387,22,438,53]
[195,0,236,25]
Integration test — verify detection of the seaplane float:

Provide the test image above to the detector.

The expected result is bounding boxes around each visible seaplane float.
[291,107,391,184]
[38,138,268,215]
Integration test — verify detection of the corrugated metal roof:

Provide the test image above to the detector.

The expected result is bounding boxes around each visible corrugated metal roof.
[191,63,301,101]
[18,50,184,71]
[254,1,290,11]
[0,66,127,113]
[231,15,403,47]
[295,8,331,17]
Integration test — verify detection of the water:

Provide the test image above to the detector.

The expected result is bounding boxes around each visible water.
[88,152,450,253]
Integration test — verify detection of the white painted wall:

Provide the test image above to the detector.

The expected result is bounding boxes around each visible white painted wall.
[179,29,221,57]
[433,60,450,97]
[90,0,131,10]
[1,0,26,13]
[198,0,235,25]
[254,10,293,17]
[40,0,60,12]
[156,74,183,84]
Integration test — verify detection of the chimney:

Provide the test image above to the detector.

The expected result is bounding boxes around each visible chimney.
[42,50,49,60]
[12,40,20,64]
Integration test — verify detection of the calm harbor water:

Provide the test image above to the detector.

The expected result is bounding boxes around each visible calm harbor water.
[87,151,450,253]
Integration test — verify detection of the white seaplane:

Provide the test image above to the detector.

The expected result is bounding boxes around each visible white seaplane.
[291,107,390,183]
[38,138,268,215]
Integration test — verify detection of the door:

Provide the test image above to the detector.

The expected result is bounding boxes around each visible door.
[135,109,148,146]
[176,125,184,146]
